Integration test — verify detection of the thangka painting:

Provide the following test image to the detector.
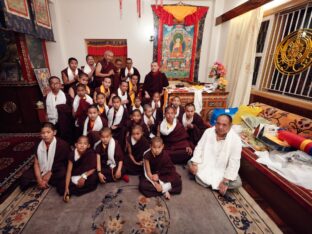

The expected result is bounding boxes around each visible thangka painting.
[33,0,51,29]
[34,68,50,96]
[152,5,208,82]
[162,24,194,79]
[4,0,30,19]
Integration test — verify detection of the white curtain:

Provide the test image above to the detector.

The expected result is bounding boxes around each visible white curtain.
[224,7,263,107]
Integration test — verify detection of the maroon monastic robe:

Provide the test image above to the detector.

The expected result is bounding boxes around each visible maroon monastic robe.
[186,113,207,146]
[139,150,182,197]
[161,121,194,164]
[94,140,124,182]
[57,149,98,196]
[143,71,169,104]
[126,119,149,140]
[94,59,115,88]
[61,68,83,92]
[109,107,129,149]
[20,138,70,191]
[124,136,150,175]
[86,117,108,146]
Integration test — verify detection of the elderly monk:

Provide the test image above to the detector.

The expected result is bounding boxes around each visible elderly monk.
[94,50,115,88]
[143,62,169,104]
[188,114,242,195]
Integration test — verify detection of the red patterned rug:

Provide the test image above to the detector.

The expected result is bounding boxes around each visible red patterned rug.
[0,133,40,203]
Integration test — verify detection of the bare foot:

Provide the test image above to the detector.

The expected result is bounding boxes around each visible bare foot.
[164,192,171,200]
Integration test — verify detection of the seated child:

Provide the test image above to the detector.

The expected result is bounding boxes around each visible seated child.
[160,106,194,164]
[171,95,185,122]
[59,136,98,201]
[93,76,112,104]
[95,128,127,183]
[68,72,91,99]
[131,96,143,114]
[126,109,149,138]
[73,84,93,138]
[143,104,158,140]
[20,122,70,191]
[83,105,108,146]
[125,125,150,175]
[107,96,128,148]
[129,74,140,106]
[151,92,163,124]
[95,92,109,119]
[183,103,207,145]
[139,137,182,199]
[116,80,131,111]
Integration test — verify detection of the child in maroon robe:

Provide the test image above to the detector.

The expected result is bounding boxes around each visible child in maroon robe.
[95,128,128,183]
[139,137,182,199]
[125,125,150,175]
[93,76,112,105]
[73,84,93,139]
[143,104,159,141]
[160,106,194,164]
[116,80,131,111]
[95,92,109,120]
[107,96,128,149]
[20,122,70,191]
[126,109,149,139]
[171,95,185,123]
[68,72,91,99]
[182,103,207,145]
[59,136,98,201]
[151,92,164,125]
[131,96,143,114]
[83,105,108,146]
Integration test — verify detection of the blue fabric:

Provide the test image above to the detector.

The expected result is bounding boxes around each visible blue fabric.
[210,107,238,126]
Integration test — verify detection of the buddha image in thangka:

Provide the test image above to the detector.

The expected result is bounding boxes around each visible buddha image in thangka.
[161,24,194,79]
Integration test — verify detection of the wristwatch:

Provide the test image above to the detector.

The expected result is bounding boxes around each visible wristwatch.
[97,170,101,174]
[81,173,88,180]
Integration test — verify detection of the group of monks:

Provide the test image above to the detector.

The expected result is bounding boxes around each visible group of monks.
[20,50,242,201]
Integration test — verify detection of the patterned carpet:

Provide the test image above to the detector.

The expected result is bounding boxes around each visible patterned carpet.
[0,134,40,203]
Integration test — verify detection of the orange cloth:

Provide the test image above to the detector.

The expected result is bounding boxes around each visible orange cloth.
[163,6,197,22]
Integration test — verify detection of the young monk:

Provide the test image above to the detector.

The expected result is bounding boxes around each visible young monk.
[125,125,149,175]
[20,122,70,191]
[151,92,163,125]
[95,128,127,183]
[61,57,83,91]
[95,92,109,119]
[93,76,112,104]
[160,106,194,164]
[171,95,185,122]
[129,74,140,106]
[59,136,98,201]
[143,104,158,140]
[73,84,93,138]
[83,105,108,146]
[116,80,131,110]
[139,137,182,199]
[45,76,73,144]
[183,103,207,145]
[132,96,143,114]
[68,72,91,99]
[107,96,128,149]
[126,109,149,139]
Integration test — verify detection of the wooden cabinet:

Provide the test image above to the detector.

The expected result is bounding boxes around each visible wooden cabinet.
[168,91,229,121]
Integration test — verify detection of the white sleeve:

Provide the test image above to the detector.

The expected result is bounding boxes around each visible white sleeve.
[191,129,209,164]
[224,135,242,180]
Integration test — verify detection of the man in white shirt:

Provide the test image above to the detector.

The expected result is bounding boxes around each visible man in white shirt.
[188,114,242,195]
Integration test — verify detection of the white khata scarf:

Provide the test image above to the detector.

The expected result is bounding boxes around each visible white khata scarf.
[83,116,104,136]
[37,137,57,176]
[67,67,78,82]
[160,118,177,136]
[117,88,128,108]
[46,90,66,124]
[107,106,124,127]
[73,94,93,113]
[182,113,193,128]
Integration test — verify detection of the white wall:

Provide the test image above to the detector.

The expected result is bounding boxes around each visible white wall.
[46,0,246,82]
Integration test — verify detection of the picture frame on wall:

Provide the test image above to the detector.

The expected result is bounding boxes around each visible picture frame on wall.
[34,68,50,96]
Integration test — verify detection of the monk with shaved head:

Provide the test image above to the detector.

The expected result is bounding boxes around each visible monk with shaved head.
[94,50,115,88]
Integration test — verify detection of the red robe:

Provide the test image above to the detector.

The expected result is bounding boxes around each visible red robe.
[161,121,194,164]
[61,68,83,92]
[94,140,124,182]
[139,150,182,197]
[124,136,150,175]
[56,149,98,196]
[20,138,70,191]
[94,59,115,88]
[143,71,169,104]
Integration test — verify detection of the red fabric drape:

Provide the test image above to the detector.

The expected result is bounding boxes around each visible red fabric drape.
[184,7,208,25]
[151,5,174,25]
[87,46,127,57]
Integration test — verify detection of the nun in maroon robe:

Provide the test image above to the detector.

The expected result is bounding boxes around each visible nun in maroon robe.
[20,137,70,191]
[94,139,125,182]
[160,107,194,164]
[124,134,150,175]
[57,148,98,196]
[142,62,169,104]
[139,149,182,198]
